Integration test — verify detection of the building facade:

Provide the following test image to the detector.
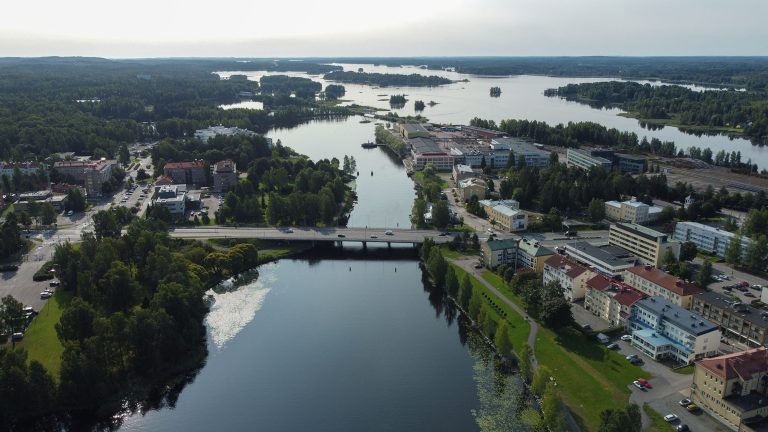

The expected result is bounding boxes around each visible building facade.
[481,239,519,269]
[163,160,208,186]
[629,296,721,365]
[608,222,680,267]
[410,138,454,171]
[212,160,238,193]
[490,139,550,168]
[615,153,647,174]
[480,199,527,232]
[673,221,752,260]
[0,161,43,178]
[458,178,488,202]
[543,254,595,301]
[585,274,645,326]
[692,348,768,431]
[516,238,554,273]
[566,148,613,171]
[53,159,116,198]
[624,264,703,309]
[565,241,638,278]
[692,292,768,348]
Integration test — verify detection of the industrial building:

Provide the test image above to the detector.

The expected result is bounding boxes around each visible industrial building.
[566,148,613,171]
[490,138,550,168]
[410,138,454,171]
[400,123,431,139]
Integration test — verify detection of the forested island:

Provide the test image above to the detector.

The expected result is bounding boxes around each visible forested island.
[323,71,453,87]
[545,81,768,144]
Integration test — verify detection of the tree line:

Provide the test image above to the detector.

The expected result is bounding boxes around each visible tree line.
[323,71,453,87]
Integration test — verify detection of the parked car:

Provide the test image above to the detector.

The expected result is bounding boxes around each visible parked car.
[49,280,60,287]
[632,380,645,389]
[11,332,24,341]
[385,230,394,236]
[686,404,699,412]
[630,357,643,365]
[679,398,692,406]
[626,354,638,360]
[745,292,756,298]
[637,378,652,389]
[620,334,632,342]
[676,424,689,432]
[752,284,763,290]
[664,414,679,422]
[606,343,618,350]
[40,291,53,299]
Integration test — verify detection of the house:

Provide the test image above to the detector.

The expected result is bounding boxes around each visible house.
[624,264,703,309]
[457,178,488,202]
[542,254,596,302]
[516,239,554,272]
[608,222,680,267]
[584,274,645,326]
[692,292,768,348]
[692,348,768,431]
[565,241,639,278]
[212,160,238,193]
[629,296,720,365]
[481,238,519,269]
[163,160,208,186]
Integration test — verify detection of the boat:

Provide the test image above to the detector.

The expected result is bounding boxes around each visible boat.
[361,141,377,149]
[359,119,372,123]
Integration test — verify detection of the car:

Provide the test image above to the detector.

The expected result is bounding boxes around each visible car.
[664,414,679,422]
[337,234,346,238]
[67,210,74,216]
[630,357,643,365]
[632,380,645,389]
[745,292,756,298]
[637,378,652,389]
[676,424,689,432]
[679,398,692,406]
[40,291,53,299]
[285,228,294,233]
[752,284,763,290]
[49,281,60,287]
[620,334,632,342]
[369,235,378,239]
[686,403,699,412]
[606,343,619,350]
[11,332,24,341]
[385,230,393,236]
[626,354,638,360]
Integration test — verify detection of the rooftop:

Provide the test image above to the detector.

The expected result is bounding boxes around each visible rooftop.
[697,347,768,381]
[214,159,236,173]
[626,265,703,297]
[518,239,554,257]
[612,222,668,241]
[454,164,474,174]
[165,160,207,170]
[410,137,444,155]
[458,177,487,189]
[676,221,743,239]
[402,123,429,134]
[567,241,639,268]
[636,296,718,336]
[569,148,612,164]
[587,274,646,307]
[694,291,768,330]
[616,153,647,162]
[155,176,174,185]
[544,254,590,278]
[487,238,519,251]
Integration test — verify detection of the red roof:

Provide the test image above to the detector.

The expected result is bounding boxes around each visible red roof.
[544,254,589,278]
[164,160,206,170]
[696,347,768,381]
[613,289,645,307]
[586,274,613,292]
[586,274,646,306]
[155,176,174,185]
[626,265,703,297]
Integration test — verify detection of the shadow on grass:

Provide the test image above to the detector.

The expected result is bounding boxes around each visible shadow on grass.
[554,327,608,362]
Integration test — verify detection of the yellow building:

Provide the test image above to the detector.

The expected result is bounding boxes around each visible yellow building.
[608,222,680,267]
[458,178,487,202]
[693,348,768,431]
[624,264,702,309]
[516,238,554,273]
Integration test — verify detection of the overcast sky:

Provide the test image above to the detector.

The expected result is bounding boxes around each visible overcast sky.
[2,0,766,57]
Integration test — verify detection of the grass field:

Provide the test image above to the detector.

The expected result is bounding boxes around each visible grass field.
[15,292,69,378]
[643,403,676,432]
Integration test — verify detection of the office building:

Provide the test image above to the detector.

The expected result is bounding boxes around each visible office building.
[605,198,666,225]
[482,238,518,269]
[152,185,187,216]
[584,274,646,326]
[692,292,768,348]
[624,264,703,309]
[543,254,596,301]
[615,153,647,174]
[491,138,550,168]
[673,221,752,260]
[629,296,721,365]
[608,222,680,267]
[692,348,768,431]
[566,148,613,171]
[565,241,639,277]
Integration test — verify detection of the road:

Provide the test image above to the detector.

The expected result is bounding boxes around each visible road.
[169,226,452,244]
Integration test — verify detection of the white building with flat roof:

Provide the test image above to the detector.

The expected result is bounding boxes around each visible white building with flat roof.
[673,221,751,259]
[153,185,186,216]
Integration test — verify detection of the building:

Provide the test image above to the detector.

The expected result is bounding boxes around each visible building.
[410,138,454,171]
[479,199,528,232]
[604,198,666,225]
[629,296,721,365]
[53,159,117,198]
[584,274,646,326]
[566,148,613,171]
[452,164,476,183]
[692,348,768,431]
[565,241,639,277]
[400,123,431,139]
[152,185,187,216]
[155,176,174,186]
[516,238,554,272]
[615,153,647,174]
[212,160,238,193]
[543,254,596,301]
[692,292,768,348]
[163,160,208,186]
[194,125,256,143]
[490,138,550,168]
[457,178,488,202]
[449,147,510,169]
[462,125,504,139]
[673,221,752,260]
[624,264,703,309]
[481,238,519,269]
[608,222,680,267]
[0,161,42,178]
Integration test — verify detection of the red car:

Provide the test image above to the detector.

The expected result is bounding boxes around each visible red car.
[740,281,750,287]
[637,378,652,389]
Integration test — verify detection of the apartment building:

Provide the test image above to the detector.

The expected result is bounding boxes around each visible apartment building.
[53,159,117,198]
[212,159,238,193]
[481,238,518,269]
[480,199,527,232]
[163,160,208,186]
[584,274,645,326]
[458,178,487,202]
[692,292,768,348]
[673,221,752,260]
[542,254,596,301]
[629,296,721,365]
[608,222,680,267]
[693,348,768,431]
[624,264,703,309]
[565,241,638,278]
[0,161,43,178]
[516,238,554,272]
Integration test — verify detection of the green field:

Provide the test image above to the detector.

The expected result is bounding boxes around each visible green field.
[643,403,676,431]
[15,292,68,378]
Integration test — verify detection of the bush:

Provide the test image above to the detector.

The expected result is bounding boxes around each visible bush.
[32,261,55,281]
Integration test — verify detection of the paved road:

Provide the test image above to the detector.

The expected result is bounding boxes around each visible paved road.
[169,226,452,244]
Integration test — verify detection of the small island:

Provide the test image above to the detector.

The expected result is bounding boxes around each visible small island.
[490,86,502,97]
[414,100,426,111]
[324,71,453,87]
[389,94,407,108]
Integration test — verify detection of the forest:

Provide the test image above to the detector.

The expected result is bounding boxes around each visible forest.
[323,71,452,87]
[545,81,768,144]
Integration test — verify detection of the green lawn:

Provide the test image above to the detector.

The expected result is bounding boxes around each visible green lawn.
[643,403,676,431]
[15,292,69,378]
[673,364,695,375]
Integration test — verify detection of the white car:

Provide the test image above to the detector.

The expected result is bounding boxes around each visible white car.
[385,230,394,236]
[620,335,632,342]
[664,414,679,422]
[632,380,644,389]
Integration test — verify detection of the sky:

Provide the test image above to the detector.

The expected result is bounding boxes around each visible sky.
[2,0,767,57]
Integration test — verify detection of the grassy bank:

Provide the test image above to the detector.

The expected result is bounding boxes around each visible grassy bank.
[643,403,676,431]
[15,292,69,378]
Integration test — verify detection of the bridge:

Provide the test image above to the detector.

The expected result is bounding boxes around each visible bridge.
[168,226,453,246]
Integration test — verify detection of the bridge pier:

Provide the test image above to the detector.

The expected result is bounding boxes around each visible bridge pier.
[362,241,367,249]
[387,242,391,249]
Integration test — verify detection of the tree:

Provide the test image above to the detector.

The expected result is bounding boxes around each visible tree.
[39,202,57,226]
[468,289,483,319]
[0,295,24,338]
[599,404,642,432]
[427,249,448,287]
[745,235,768,273]
[725,234,743,266]
[432,200,450,229]
[65,188,87,212]
[540,281,573,329]
[588,198,605,222]
[93,210,121,239]
[679,241,698,261]
[532,365,553,395]
[56,297,96,342]
[541,381,566,431]
[696,259,713,288]
[494,321,513,357]
[518,343,532,382]
[445,267,459,297]
[459,274,473,310]
[662,248,678,269]
[119,143,130,165]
